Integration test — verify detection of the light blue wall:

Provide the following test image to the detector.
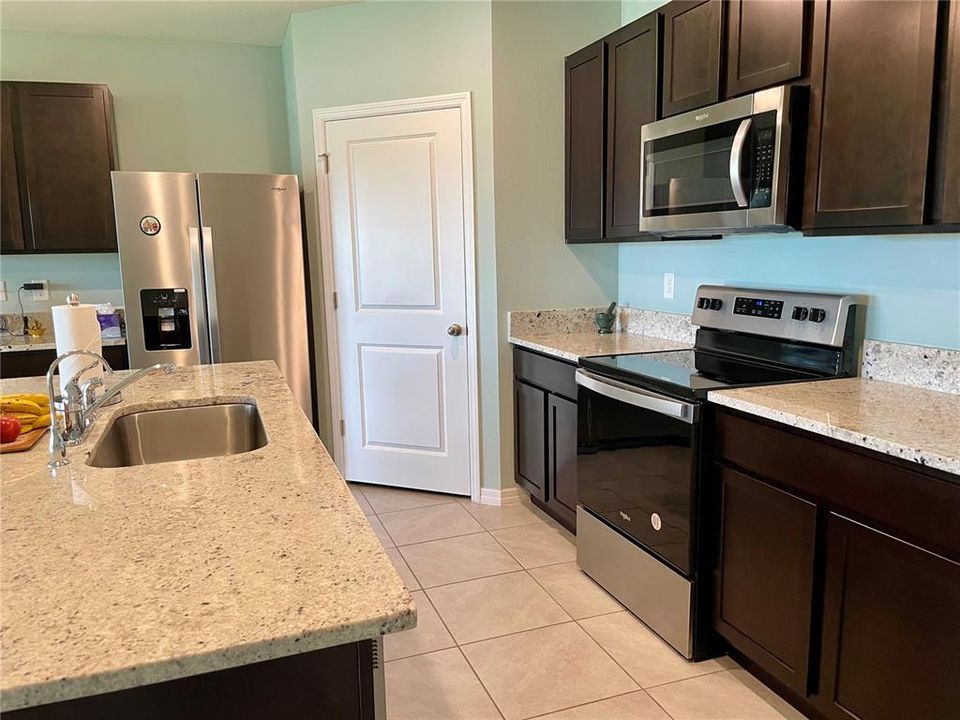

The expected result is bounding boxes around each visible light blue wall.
[620,233,960,349]
[618,0,960,350]
[0,28,291,316]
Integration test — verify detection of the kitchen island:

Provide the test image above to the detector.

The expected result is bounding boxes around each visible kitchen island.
[0,361,414,718]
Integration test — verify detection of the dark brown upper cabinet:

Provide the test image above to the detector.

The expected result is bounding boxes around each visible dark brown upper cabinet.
[661,0,723,117]
[1,84,26,254]
[802,0,939,230]
[931,0,960,225]
[565,42,606,242]
[604,14,661,241]
[3,81,118,253]
[724,0,807,98]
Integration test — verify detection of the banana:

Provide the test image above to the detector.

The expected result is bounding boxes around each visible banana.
[3,393,49,406]
[32,413,50,429]
[10,412,40,422]
[1,399,43,415]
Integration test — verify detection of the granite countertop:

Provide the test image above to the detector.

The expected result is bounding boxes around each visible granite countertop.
[1,335,127,353]
[0,361,415,711]
[508,329,689,362]
[709,377,960,476]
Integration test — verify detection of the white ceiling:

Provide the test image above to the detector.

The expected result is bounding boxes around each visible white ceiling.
[0,0,349,47]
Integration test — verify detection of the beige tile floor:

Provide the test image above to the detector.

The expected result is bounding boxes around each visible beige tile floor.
[349,483,808,720]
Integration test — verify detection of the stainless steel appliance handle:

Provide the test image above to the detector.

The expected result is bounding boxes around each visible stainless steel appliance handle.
[188,226,212,365]
[575,369,698,424]
[200,225,221,363]
[729,118,752,208]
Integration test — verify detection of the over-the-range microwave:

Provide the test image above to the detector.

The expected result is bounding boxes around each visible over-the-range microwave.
[639,85,805,238]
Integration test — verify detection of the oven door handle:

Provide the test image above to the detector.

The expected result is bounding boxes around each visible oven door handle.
[729,117,752,208]
[575,369,698,424]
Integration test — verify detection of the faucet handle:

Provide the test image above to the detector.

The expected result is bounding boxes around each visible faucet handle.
[80,377,104,412]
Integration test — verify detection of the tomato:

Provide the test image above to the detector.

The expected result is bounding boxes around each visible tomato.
[0,414,21,443]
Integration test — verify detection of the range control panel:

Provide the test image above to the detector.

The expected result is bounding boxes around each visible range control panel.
[733,296,784,320]
[691,285,864,347]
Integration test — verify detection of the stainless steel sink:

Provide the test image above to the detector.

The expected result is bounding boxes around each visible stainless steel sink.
[87,402,267,468]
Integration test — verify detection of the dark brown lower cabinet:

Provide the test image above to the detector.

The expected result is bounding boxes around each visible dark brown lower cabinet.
[1,345,129,379]
[7,639,379,720]
[815,514,960,720]
[547,393,578,525]
[714,407,960,720]
[513,347,578,532]
[715,466,816,695]
[514,378,546,501]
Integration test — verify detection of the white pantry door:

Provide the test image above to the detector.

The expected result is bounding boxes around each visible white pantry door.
[324,107,472,495]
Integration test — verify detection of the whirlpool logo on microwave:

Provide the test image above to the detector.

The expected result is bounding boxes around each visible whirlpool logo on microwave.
[695,112,710,122]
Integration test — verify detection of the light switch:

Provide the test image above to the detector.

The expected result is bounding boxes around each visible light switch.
[0,280,6,302]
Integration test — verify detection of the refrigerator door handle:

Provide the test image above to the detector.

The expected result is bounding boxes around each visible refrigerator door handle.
[188,226,212,365]
[200,225,222,364]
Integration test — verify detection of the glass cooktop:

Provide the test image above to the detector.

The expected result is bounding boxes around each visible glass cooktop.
[579,348,826,400]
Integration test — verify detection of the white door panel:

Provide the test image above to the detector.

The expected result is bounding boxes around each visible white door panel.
[326,107,470,494]
[350,135,440,309]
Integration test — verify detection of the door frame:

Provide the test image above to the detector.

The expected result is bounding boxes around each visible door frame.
[312,92,481,502]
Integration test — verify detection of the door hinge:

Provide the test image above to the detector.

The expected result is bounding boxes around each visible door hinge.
[332,291,339,309]
[339,419,345,436]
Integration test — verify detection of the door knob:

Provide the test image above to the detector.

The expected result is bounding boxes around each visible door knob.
[447,323,464,337]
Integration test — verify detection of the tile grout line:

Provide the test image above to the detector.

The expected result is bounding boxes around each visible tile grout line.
[521,686,677,720]
[525,568,626,622]
[569,614,736,702]
[457,640,510,720]
[366,488,738,720]
[641,666,735,691]
[643,688,681,720]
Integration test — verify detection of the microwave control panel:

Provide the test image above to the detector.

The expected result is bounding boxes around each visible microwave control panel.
[749,111,777,209]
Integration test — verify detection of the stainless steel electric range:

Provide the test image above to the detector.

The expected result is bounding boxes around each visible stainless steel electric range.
[575,285,865,661]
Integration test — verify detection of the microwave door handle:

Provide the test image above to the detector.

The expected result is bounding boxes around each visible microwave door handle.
[729,118,752,208]
[575,369,698,424]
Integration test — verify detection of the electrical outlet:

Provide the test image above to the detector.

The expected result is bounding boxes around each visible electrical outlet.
[0,280,6,302]
[31,279,49,301]
[663,272,675,300]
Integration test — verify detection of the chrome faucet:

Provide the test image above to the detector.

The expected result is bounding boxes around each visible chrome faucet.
[47,350,175,468]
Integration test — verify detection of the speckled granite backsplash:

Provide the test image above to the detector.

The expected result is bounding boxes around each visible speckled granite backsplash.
[510,307,958,394]
[863,340,960,395]
[619,307,697,344]
[508,306,695,343]
[508,308,605,335]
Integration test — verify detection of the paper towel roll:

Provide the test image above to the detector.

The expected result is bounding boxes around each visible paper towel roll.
[52,302,103,390]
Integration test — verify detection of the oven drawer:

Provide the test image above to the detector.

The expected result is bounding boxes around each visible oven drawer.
[577,507,693,658]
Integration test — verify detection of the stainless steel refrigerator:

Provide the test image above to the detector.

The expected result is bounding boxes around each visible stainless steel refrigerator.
[111,172,314,422]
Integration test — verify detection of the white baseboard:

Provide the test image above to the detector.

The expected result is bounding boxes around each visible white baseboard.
[479,486,523,507]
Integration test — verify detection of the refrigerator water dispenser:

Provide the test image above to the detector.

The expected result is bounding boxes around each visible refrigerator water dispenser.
[140,288,192,350]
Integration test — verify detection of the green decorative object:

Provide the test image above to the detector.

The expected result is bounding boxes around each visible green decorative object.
[595,301,617,334]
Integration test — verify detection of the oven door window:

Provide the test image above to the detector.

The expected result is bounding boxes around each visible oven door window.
[577,385,697,575]
[643,117,752,217]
